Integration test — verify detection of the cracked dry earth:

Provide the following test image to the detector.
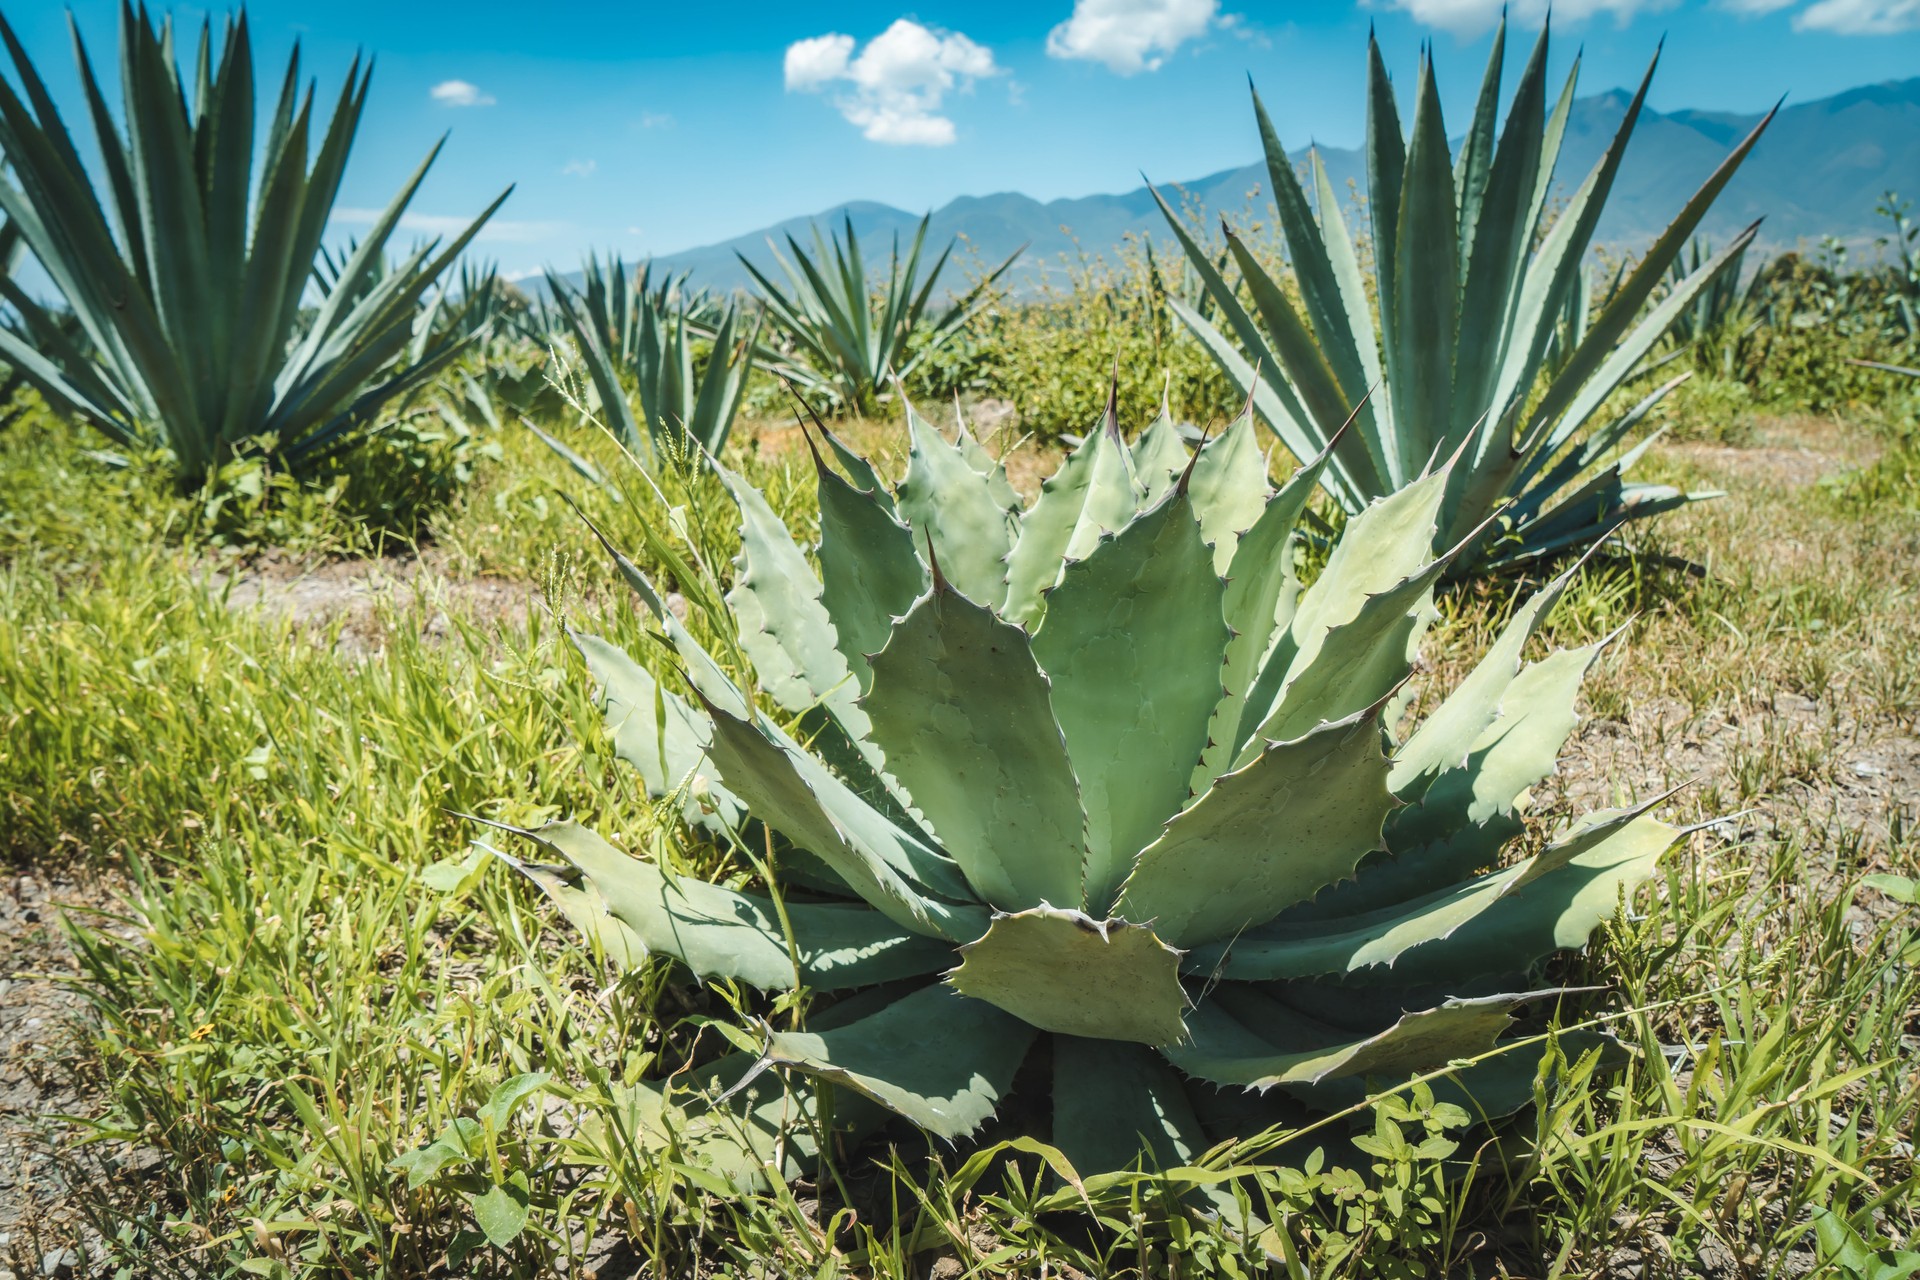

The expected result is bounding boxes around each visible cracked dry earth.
[0,866,142,1278]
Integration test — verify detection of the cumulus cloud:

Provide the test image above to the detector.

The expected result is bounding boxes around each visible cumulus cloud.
[784,19,999,146]
[429,79,495,107]
[1046,0,1221,74]
[1795,0,1920,31]
[1367,0,1664,35]
[332,208,564,244]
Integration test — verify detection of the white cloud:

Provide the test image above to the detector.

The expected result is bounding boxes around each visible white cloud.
[429,79,495,107]
[638,111,675,129]
[331,208,565,244]
[1367,0,1663,35]
[1718,0,1797,13]
[783,19,999,146]
[1046,0,1220,73]
[1795,0,1920,30]
[562,158,597,177]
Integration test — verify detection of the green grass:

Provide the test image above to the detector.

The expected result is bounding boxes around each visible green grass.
[3,383,1917,1277]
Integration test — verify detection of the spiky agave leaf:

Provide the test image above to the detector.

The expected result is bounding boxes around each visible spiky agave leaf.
[1156,21,1773,576]
[503,393,1685,1190]
[740,212,1022,416]
[543,256,758,461]
[0,4,508,481]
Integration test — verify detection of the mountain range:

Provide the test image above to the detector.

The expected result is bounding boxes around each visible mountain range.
[634,76,1920,294]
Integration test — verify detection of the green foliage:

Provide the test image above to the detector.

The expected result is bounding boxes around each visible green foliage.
[0,4,506,487]
[1161,21,1768,575]
[512,392,1680,1193]
[743,213,1020,415]
[948,239,1243,440]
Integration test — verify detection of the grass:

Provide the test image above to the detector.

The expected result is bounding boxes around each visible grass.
[2,383,1917,1277]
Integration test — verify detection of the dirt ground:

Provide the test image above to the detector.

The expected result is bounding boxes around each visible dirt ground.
[0,866,134,1276]
[200,551,537,659]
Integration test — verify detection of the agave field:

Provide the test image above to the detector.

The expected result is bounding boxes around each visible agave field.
[1,7,1918,1279]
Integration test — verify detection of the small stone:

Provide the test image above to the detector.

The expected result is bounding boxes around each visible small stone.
[40,1248,78,1279]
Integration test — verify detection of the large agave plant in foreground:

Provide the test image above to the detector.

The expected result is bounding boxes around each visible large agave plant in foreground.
[499,398,1685,1193]
[1159,22,1773,575]
[0,5,507,481]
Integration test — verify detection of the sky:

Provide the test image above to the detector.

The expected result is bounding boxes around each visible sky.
[10,0,1920,279]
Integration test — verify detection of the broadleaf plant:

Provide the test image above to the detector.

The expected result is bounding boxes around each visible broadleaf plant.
[742,212,1021,416]
[493,387,1688,1195]
[0,3,508,483]
[1157,22,1775,575]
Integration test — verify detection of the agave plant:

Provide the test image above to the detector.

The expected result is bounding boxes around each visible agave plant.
[0,5,508,481]
[545,258,757,460]
[1158,22,1773,575]
[491,390,1684,1191]
[742,213,1020,415]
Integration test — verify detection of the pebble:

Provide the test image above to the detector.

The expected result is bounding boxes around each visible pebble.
[39,1249,77,1279]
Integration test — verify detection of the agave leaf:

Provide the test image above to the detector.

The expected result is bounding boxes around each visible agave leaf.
[1247,561,1440,748]
[814,454,928,694]
[1389,557,1585,800]
[510,821,951,991]
[716,462,860,720]
[1452,23,1549,446]
[497,852,649,971]
[697,695,987,942]
[1033,488,1230,912]
[1251,86,1376,425]
[1131,408,1191,504]
[573,632,744,837]
[1234,473,1445,759]
[1302,638,1607,921]
[1401,637,1605,845]
[1195,801,1676,982]
[1387,57,1460,469]
[896,410,1016,608]
[1117,702,1396,949]
[949,906,1188,1046]
[955,421,1023,513]
[862,588,1088,911]
[1193,445,1329,791]
[1002,426,1116,629]
[1051,1037,1209,1173]
[1168,987,1532,1089]
[1184,411,1270,573]
[1063,414,1145,564]
[1293,1022,1629,1122]
[765,984,1038,1140]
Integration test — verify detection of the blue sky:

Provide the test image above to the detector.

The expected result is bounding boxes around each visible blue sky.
[12,0,1920,278]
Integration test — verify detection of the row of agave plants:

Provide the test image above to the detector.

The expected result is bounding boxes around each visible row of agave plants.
[2,0,1908,1218]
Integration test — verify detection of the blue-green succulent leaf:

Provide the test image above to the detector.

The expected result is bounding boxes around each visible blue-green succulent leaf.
[512,821,951,991]
[765,983,1038,1140]
[1033,488,1230,912]
[862,588,1088,911]
[1116,701,1396,948]
[948,906,1188,1046]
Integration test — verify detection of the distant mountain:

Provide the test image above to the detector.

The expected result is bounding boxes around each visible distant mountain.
[622,76,1920,295]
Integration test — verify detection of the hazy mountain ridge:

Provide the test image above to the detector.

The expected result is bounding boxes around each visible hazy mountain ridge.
[624,76,1920,294]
